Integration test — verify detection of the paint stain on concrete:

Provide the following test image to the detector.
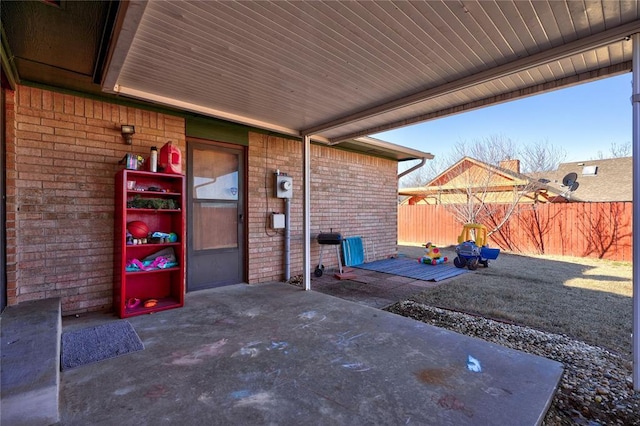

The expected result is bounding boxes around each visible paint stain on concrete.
[341,362,371,372]
[238,347,260,357]
[230,390,252,399]
[233,341,262,358]
[171,338,228,366]
[213,317,236,325]
[240,308,262,318]
[467,355,482,373]
[434,394,474,418]
[483,386,513,397]
[144,384,169,399]
[233,391,276,409]
[416,368,455,387]
[114,386,135,396]
[293,312,327,331]
[268,341,289,353]
[335,330,367,347]
[198,391,215,405]
[299,310,317,319]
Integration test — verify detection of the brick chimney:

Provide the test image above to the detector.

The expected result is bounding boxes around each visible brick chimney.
[499,159,520,173]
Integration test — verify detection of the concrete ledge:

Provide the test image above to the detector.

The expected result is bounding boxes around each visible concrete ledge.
[1,298,61,426]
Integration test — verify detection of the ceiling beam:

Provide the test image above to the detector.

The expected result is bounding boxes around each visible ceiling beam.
[101,0,148,93]
[303,20,640,139]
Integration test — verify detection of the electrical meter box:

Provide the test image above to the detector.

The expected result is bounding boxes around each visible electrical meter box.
[275,174,293,199]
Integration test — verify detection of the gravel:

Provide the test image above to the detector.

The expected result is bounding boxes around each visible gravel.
[385,300,640,426]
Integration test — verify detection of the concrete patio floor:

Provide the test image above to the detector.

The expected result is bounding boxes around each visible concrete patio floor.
[59,280,563,425]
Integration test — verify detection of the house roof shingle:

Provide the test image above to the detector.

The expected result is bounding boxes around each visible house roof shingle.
[531,157,632,202]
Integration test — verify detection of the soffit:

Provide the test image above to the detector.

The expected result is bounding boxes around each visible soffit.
[103,1,640,146]
[1,0,116,94]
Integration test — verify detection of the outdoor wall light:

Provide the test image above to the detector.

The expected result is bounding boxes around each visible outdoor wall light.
[121,125,136,145]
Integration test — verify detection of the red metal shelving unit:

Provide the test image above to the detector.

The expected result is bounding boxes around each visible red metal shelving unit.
[114,170,185,318]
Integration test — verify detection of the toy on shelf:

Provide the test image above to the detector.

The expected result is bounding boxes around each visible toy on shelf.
[418,242,448,265]
[453,223,500,270]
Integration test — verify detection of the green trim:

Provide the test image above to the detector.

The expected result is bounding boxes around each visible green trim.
[0,26,19,89]
[186,116,248,146]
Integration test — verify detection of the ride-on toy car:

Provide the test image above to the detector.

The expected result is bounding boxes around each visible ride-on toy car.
[453,223,500,270]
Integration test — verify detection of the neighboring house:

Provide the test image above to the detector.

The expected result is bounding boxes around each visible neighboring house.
[530,157,632,202]
[399,157,567,205]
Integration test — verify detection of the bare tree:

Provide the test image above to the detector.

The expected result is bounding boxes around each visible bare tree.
[518,139,567,173]
[449,134,518,165]
[398,156,447,188]
[399,134,566,247]
[594,141,632,159]
[438,157,541,235]
[433,134,550,237]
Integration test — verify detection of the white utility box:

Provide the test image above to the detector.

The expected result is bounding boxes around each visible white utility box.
[271,213,285,229]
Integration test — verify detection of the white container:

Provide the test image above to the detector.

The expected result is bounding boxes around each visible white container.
[150,146,158,172]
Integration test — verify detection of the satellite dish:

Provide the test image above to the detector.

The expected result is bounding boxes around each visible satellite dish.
[562,172,578,187]
[569,181,579,192]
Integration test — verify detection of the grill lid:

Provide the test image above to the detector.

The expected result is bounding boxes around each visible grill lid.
[317,232,342,245]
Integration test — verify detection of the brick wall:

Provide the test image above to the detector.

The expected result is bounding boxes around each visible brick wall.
[5,89,17,303]
[247,133,398,282]
[6,85,185,314]
[5,85,399,313]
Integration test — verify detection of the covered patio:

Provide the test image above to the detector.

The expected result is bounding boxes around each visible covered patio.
[56,282,562,425]
[1,3,639,423]
[96,1,640,390]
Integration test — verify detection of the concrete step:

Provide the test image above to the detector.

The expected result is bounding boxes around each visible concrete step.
[1,298,61,426]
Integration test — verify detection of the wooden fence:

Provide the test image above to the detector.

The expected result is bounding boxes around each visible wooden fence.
[398,202,633,261]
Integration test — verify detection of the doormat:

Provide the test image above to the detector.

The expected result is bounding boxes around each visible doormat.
[353,258,471,282]
[61,321,144,370]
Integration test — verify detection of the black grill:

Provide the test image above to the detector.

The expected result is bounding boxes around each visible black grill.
[317,232,342,245]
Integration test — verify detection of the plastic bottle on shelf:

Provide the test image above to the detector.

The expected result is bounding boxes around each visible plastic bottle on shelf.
[150,146,158,172]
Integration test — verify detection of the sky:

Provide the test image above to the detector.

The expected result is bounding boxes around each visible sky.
[374,73,633,166]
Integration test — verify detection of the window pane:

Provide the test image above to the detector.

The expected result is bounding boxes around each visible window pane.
[193,202,238,250]
[193,149,239,200]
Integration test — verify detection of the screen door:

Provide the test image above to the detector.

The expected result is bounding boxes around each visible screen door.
[187,142,245,290]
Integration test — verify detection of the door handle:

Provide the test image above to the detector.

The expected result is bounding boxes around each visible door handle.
[238,213,244,224]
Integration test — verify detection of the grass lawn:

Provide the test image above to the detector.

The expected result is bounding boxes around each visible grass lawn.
[398,245,634,358]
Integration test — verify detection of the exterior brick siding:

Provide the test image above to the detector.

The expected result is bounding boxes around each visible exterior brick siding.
[247,133,398,283]
[6,85,186,314]
[5,85,399,313]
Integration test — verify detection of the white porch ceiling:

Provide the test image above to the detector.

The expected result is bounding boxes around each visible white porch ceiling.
[104,1,640,146]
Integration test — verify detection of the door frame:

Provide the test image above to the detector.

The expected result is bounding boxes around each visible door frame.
[186,138,248,291]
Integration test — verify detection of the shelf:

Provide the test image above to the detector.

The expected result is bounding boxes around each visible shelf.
[123,297,182,317]
[126,243,181,249]
[115,169,185,319]
[127,190,181,196]
[125,266,180,275]
[126,208,181,213]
